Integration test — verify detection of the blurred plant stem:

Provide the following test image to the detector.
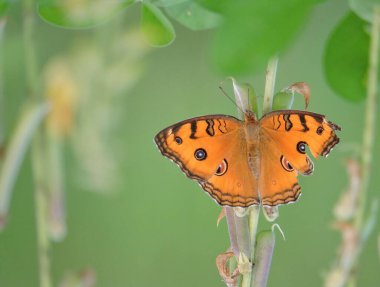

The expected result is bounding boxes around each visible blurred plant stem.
[0,18,6,154]
[23,0,39,97]
[350,6,380,287]
[0,103,50,227]
[355,5,379,231]
[325,6,380,287]
[23,0,52,286]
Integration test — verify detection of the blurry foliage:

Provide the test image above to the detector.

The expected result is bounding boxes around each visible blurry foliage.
[40,26,150,238]
[324,12,370,102]
[66,30,150,192]
[30,0,380,102]
[141,2,175,46]
[37,0,134,28]
[0,0,379,287]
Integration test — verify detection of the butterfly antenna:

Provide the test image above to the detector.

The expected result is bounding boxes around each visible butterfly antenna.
[218,85,245,115]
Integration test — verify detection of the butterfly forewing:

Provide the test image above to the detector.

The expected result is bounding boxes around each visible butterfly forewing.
[259,110,341,158]
[257,110,340,206]
[154,115,259,207]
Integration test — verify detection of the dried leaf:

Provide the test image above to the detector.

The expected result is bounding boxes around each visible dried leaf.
[217,207,226,227]
[332,222,359,270]
[286,82,310,109]
[216,250,239,286]
[59,268,96,287]
[262,206,279,222]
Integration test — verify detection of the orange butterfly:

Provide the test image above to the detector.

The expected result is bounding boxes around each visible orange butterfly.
[154,110,340,207]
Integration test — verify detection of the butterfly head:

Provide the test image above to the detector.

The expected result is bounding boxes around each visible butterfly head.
[244,110,257,123]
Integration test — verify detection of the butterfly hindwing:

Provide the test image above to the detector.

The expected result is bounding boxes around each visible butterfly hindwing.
[154,115,259,207]
[258,140,301,206]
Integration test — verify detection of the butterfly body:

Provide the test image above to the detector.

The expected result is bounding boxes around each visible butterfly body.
[155,110,340,207]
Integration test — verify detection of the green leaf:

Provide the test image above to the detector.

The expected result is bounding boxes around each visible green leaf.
[324,12,369,101]
[349,0,380,23]
[212,0,319,75]
[272,91,294,110]
[0,0,10,18]
[231,78,258,115]
[164,1,222,30]
[195,0,228,13]
[37,0,133,29]
[141,2,175,47]
[154,0,188,7]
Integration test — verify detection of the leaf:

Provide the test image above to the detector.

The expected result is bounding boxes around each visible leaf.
[195,0,228,13]
[154,0,188,7]
[37,0,133,29]
[231,78,258,116]
[324,12,370,101]
[272,91,294,110]
[141,2,175,47]
[0,0,10,18]
[164,1,222,30]
[349,0,380,23]
[212,0,319,75]
[273,82,310,110]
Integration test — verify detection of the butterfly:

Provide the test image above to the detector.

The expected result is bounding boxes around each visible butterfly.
[154,110,341,207]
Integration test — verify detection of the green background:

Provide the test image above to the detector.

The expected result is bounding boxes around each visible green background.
[1,1,379,286]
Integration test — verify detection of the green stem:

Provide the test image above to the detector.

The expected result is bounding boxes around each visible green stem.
[32,132,52,287]
[23,0,51,286]
[355,6,380,229]
[262,57,278,115]
[248,207,260,287]
[0,103,50,228]
[251,231,275,287]
[249,206,260,261]
[23,0,39,97]
[355,5,379,237]
[0,19,6,150]
[349,6,380,287]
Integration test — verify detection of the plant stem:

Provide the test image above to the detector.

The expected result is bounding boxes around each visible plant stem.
[23,0,39,98]
[0,103,50,227]
[23,0,52,286]
[0,19,6,150]
[32,132,52,287]
[349,6,380,287]
[225,207,240,257]
[249,206,260,261]
[355,5,380,232]
[263,57,278,115]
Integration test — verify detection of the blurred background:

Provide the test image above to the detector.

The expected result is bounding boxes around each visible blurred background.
[0,0,379,287]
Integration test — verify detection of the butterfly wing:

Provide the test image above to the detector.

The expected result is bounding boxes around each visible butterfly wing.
[258,110,341,206]
[154,115,259,207]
